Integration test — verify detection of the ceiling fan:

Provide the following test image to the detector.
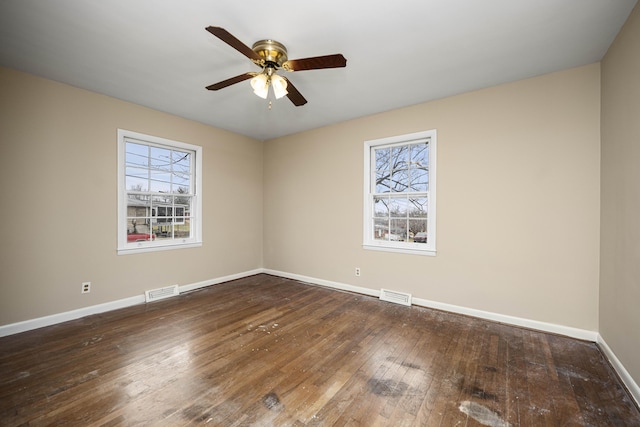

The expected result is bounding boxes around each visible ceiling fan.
[205,26,347,106]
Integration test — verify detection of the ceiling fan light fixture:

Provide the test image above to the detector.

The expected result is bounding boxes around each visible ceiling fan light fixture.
[250,73,269,99]
[253,85,269,99]
[250,73,268,90]
[271,74,288,99]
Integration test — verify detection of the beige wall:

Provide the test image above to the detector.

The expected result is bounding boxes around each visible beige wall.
[0,67,264,325]
[601,5,640,385]
[264,64,601,330]
[0,60,605,335]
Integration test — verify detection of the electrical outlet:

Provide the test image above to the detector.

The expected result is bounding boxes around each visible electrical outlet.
[81,282,91,294]
[355,267,361,277]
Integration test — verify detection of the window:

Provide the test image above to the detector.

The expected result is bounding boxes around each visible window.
[363,130,436,255]
[117,129,202,254]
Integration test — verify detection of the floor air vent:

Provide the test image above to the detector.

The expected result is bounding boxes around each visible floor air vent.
[145,285,179,303]
[380,289,412,306]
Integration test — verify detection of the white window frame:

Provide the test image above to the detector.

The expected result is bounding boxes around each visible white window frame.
[117,129,202,255]
[363,130,437,256]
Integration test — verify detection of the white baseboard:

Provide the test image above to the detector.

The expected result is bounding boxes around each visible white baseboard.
[263,268,598,341]
[0,269,264,338]
[0,294,145,337]
[597,335,640,407]
[263,269,380,298]
[410,296,599,342]
[178,268,264,293]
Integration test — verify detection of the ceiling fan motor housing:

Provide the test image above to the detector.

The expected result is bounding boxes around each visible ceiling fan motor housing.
[252,39,288,68]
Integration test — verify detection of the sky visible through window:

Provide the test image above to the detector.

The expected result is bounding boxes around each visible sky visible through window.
[125,141,191,194]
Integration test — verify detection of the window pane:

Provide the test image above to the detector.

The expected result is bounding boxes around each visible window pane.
[173,151,190,172]
[175,195,192,213]
[389,218,408,241]
[409,219,427,237]
[375,147,390,172]
[389,197,409,218]
[408,197,428,219]
[410,167,428,192]
[126,179,148,193]
[410,143,428,168]
[174,210,186,225]
[154,223,173,240]
[126,143,149,167]
[373,218,389,241]
[151,196,166,223]
[127,206,149,220]
[149,172,172,193]
[125,172,148,192]
[373,196,389,217]
[173,178,191,193]
[390,169,409,192]
[375,171,391,193]
[126,165,148,179]
[127,194,150,217]
[150,146,172,171]
[175,218,191,238]
[391,145,409,170]
[126,220,154,241]
[173,151,192,193]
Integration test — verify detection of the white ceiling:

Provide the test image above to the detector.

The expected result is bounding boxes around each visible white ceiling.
[0,1,636,141]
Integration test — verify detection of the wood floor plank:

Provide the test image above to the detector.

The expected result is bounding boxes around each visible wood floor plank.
[1,274,639,426]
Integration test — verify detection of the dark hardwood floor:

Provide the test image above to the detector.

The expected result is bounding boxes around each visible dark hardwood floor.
[1,274,638,426]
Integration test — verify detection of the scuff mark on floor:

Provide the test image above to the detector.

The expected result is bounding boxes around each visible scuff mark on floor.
[262,391,284,412]
[459,401,512,427]
[367,378,409,397]
[465,385,497,401]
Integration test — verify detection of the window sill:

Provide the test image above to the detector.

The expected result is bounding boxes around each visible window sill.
[363,244,436,256]
[118,241,202,255]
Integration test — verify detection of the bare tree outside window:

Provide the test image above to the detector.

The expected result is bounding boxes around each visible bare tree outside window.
[373,142,429,242]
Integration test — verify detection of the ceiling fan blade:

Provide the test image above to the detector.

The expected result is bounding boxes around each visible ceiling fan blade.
[283,54,347,72]
[205,26,262,62]
[206,73,256,91]
[283,77,307,106]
